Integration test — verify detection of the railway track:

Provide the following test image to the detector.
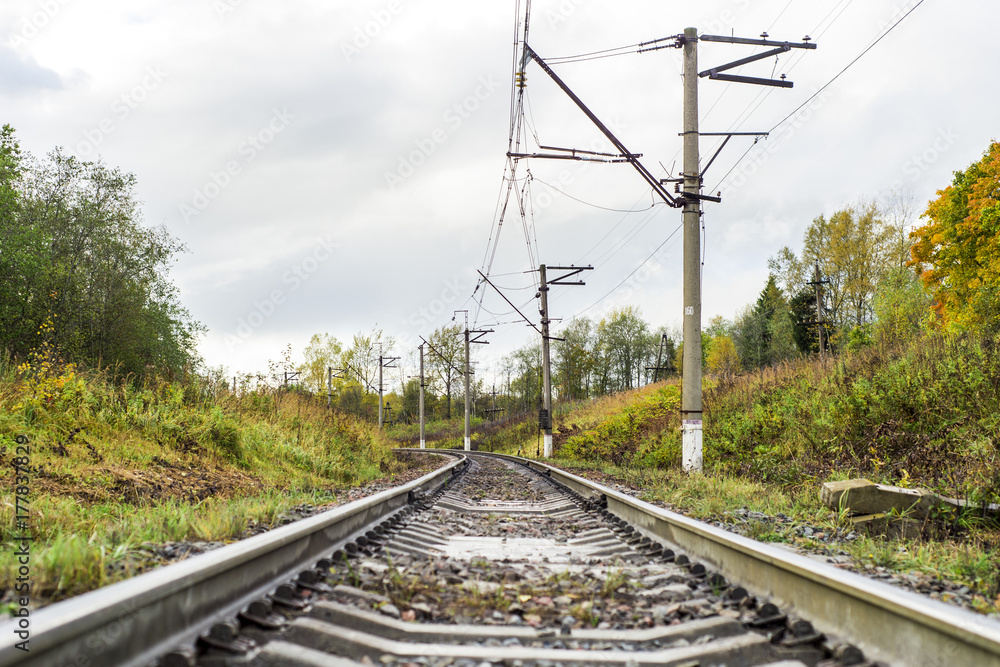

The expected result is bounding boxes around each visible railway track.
[4,451,1000,667]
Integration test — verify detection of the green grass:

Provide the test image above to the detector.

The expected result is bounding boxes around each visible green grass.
[0,350,412,608]
[551,460,1000,614]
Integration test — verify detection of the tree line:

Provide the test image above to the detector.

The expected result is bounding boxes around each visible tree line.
[699,140,1000,374]
[285,306,681,424]
[704,193,929,374]
[0,125,201,377]
[285,192,927,423]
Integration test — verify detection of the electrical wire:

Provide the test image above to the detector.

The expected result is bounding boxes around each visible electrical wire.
[474,0,537,330]
[698,0,859,173]
[722,0,858,132]
[589,205,665,268]
[543,49,642,65]
[768,0,796,32]
[578,191,652,262]
[532,177,659,213]
[524,97,541,148]
[484,280,537,291]
[713,0,924,193]
[769,0,921,133]
[708,138,762,194]
[487,269,538,278]
[545,41,645,63]
[476,301,519,318]
[571,222,684,318]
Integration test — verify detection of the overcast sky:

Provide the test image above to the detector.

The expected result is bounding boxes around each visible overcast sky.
[3,0,996,389]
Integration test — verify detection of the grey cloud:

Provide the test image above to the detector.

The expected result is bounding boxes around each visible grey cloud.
[0,45,61,93]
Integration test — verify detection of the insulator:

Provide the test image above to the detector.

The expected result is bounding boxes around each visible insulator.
[515,71,527,88]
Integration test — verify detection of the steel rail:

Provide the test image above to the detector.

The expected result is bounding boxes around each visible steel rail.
[413,449,1000,667]
[0,454,464,667]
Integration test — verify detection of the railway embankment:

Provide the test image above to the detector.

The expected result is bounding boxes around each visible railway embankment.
[459,333,1000,617]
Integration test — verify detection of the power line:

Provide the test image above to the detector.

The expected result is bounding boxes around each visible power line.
[571,222,683,319]
[478,271,542,335]
[589,206,665,268]
[577,191,652,262]
[544,49,642,65]
[545,41,645,63]
[714,0,925,193]
[768,0,796,32]
[482,280,536,291]
[702,0,858,163]
[709,138,762,193]
[532,176,659,213]
[769,0,923,133]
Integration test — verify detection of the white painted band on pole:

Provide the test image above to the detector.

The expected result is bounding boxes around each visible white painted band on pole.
[464,437,471,451]
[682,420,703,472]
[419,439,426,450]
[543,434,553,458]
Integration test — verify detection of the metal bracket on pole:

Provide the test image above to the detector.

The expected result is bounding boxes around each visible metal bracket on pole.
[707,72,793,88]
[698,44,791,78]
[469,330,492,345]
[695,131,769,180]
[546,265,594,286]
[698,33,816,88]
[700,34,817,49]
[507,144,638,163]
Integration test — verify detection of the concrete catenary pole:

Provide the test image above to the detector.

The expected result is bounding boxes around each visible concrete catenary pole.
[539,264,554,457]
[681,27,703,472]
[815,262,826,365]
[419,343,426,449]
[464,327,472,451]
[378,348,384,429]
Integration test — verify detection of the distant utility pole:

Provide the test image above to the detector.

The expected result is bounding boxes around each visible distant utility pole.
[646,333,672,383]
[419,343,426,448]
[537,264,591,457]
[484,385,504,421]
[327,366,348,410]
[378,346,399,429]
[807,262,830,364]
[455,310,492,451]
